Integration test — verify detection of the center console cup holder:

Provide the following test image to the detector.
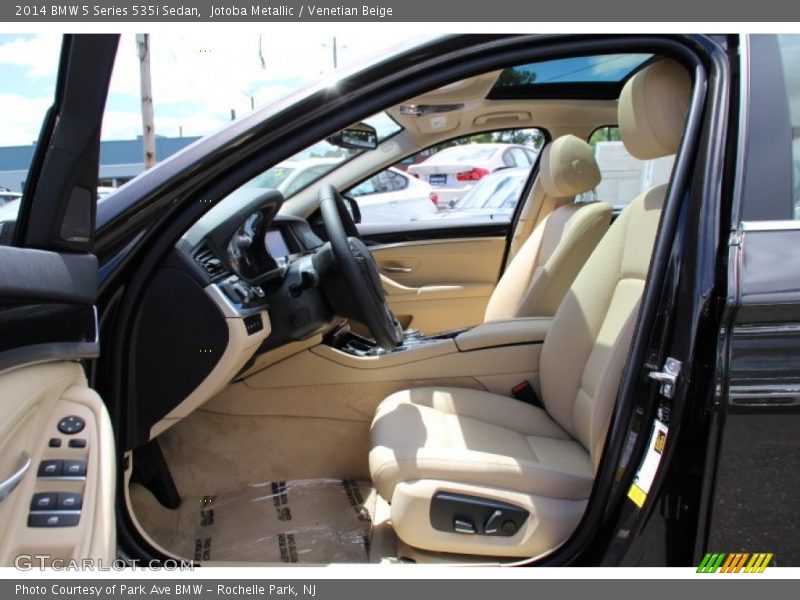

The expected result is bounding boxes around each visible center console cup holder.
[327,325,467,357]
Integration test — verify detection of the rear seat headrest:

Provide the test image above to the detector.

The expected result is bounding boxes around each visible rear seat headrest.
[619,58,691,160]
[539,134,602,198]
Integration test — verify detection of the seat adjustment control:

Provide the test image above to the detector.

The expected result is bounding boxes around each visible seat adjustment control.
[484,509,519,536]
[453,518,476,534]
[430,492,529,537]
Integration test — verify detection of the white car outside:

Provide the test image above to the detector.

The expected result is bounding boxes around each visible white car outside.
[347,167,438,223]
[0,190,22,206]
[248,158,438,223]
[407,143,538,204]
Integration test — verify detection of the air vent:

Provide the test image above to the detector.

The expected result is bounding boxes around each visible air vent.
[194,245,228,280]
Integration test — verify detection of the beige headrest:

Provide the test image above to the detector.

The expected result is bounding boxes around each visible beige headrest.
[539,134,601,198]
[619,59,691,160]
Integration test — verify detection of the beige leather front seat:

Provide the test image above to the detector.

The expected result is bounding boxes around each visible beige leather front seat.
[484,135,611,321]
[369,58,691,558]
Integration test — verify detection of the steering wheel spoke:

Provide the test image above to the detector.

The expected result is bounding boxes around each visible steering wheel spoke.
[317,184,403,351]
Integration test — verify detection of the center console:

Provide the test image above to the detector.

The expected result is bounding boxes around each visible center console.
[328,317,552,357]
[239,317,552,400]
[329,325,467,357]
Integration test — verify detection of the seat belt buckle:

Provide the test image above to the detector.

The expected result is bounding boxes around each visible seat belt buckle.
[511,380,542,407]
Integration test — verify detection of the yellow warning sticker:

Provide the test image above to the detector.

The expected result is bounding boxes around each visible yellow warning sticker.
[627,420,669,509]
[627,484,647,508]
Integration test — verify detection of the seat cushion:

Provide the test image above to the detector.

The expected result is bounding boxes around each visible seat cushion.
[369,387,594,502]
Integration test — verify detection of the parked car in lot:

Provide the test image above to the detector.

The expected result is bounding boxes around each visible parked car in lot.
[347,167,438,222]
[0,188,21,207]
[2,34,800,570]
[422,166,530,223]
[248,159,436,222]
[97,185,117,200]
[407,142,537,204]
[247,157,341,198]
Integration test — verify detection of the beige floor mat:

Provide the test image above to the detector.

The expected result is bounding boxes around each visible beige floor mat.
[130,479,376,563]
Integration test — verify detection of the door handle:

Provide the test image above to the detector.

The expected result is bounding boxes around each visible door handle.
[0,452,31,503]
[383,266,413,273]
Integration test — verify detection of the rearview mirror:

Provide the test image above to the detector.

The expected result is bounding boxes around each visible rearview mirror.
[327,122,379,151]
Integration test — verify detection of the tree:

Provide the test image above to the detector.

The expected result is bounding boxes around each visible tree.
[495,67,537,87]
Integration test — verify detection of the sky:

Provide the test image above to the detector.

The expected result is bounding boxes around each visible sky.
[0,31,416,147]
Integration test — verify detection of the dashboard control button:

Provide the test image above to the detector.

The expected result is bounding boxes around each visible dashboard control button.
[63,460,87,477]
[57,492,83,510]
[38,460,63,477]
[28,512,80,528]
[30,493,58,511]
[244,314,263,335]
[57,415,85,435]
[68,438,87,449]
[48,437,62,448]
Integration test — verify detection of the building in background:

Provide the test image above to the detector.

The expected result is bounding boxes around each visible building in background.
[0,135,200,192]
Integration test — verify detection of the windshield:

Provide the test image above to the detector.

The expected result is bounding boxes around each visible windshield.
[243,111,401,198]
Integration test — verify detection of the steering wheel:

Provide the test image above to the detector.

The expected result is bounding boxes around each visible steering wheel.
[318,184,403,351]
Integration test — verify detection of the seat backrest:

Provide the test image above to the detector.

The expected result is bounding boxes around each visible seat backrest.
[539,59,691,469]
[484,135,609,321]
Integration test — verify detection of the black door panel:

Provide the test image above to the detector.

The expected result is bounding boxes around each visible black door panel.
[709,225,800,564]
[0,246,97,304]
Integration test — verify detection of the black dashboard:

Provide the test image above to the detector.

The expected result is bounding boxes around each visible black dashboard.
[127,188,340,446]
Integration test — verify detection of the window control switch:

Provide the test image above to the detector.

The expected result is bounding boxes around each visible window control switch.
[30,492,58,511]
[28,513,80,528]
[62,460,87,477]
[57,492,83,510]
[37,460,63,477]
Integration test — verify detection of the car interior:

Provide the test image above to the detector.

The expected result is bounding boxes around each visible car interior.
[0,42,694,567]
[121,53,691,565]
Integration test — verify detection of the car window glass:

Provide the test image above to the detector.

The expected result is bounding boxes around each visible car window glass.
[241,110,402,199]
[510,147,531,166]
[0,34,62,246]
[345,128,544,226]
[776,35,800,218]
[387,170,408,191]
[375,172,392,193]
[587,126,674,208]
[350,176,379,197]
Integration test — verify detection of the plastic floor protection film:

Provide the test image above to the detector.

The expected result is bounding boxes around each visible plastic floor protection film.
[135,479,375,564]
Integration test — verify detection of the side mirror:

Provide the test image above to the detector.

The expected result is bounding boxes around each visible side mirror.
[343,195,362,224]
[327,122,378,151]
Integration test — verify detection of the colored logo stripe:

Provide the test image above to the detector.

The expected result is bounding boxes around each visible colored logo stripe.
[697,552,773,573]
